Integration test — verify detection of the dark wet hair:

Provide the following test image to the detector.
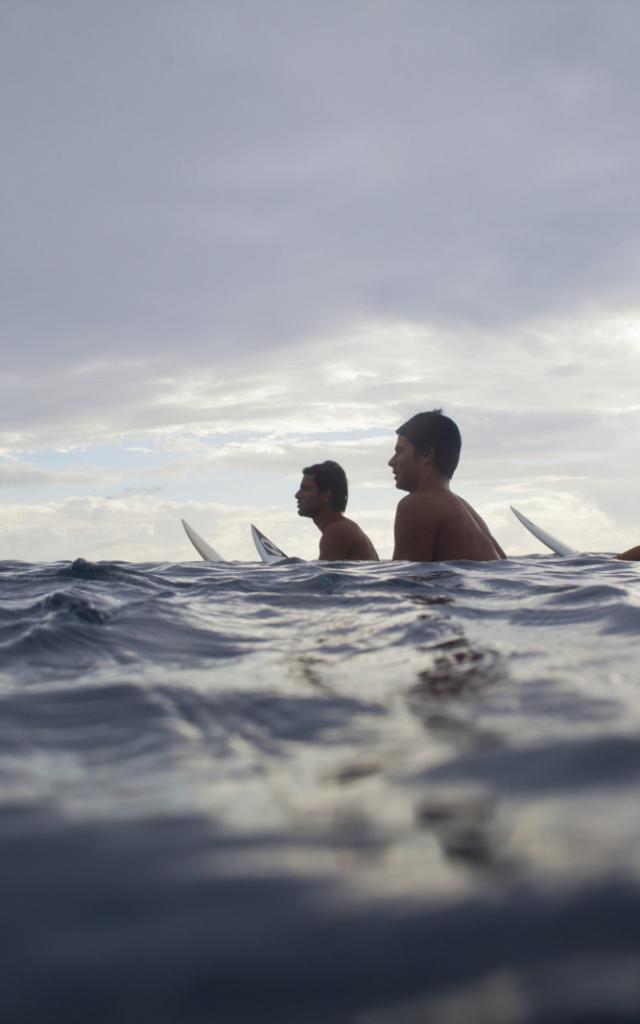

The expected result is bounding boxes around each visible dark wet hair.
[396,409,461,479]
[303,461,348,511]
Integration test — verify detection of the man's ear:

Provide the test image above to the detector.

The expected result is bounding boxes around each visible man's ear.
[421,446,435,465]
[320,489,332,506]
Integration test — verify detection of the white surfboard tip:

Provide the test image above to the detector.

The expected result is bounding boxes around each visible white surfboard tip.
[251,524,288,563]
[510,506,577,557]
[181,519,223,561]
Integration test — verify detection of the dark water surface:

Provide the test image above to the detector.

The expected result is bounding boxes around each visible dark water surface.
[2,554,640,1022]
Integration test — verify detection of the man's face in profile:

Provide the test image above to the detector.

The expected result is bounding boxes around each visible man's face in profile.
[295,474,324,517]
[388,434,422,492]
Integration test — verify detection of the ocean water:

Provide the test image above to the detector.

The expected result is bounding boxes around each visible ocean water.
[2,553,640,1023]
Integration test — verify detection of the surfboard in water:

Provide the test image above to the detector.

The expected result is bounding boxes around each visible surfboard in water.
[181,519,223,561]
[251,525,288,563]
[510,506,577,557]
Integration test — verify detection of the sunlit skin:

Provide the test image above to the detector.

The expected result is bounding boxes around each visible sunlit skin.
[295,474,378,561]
[388,436,506,562]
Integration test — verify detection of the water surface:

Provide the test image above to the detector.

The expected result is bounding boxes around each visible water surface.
[2,554,640,1021]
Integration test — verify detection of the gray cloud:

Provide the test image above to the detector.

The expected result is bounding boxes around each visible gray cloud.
[4,0,640,380]
[0,461,102,487]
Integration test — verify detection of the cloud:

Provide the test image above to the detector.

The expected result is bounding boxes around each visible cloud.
[3,313,639,452]
[0,461,102,488]
[4,1,640,377]
[0,494,351,563]
[0,496,247,563]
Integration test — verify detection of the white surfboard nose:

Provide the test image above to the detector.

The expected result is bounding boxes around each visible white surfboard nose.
[250,524,288,563]
[181,519,223,561]
[510,506,577,557]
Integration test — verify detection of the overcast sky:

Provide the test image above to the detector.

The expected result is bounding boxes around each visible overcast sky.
[2,0,640,561]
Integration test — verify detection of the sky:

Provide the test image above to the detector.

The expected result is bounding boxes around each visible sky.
[2,0,640,562]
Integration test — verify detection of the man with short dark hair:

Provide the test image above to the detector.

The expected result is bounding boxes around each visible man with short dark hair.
[389,410,506,561]
[296,461,378,561]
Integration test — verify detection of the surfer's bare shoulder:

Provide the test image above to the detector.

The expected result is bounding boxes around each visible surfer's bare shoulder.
[319,517,378,561]
[616,545,640,561]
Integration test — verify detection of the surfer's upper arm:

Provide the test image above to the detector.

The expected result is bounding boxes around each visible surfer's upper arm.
[392,495,435,561]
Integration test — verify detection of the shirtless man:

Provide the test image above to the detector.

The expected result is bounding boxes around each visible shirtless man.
[389,410,506,562]
[295,461,379,561]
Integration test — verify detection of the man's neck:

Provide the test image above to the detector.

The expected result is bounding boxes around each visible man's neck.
[313,508,344,533]
[410,471,451,494]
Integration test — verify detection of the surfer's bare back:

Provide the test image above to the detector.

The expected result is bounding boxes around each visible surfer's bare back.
[389,410,505,562]
[295,461,378,561]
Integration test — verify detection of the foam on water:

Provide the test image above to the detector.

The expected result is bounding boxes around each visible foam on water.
[1,554,640,1022]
